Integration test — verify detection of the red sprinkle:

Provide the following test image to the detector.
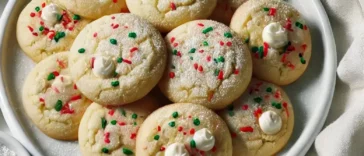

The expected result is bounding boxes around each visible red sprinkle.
[108,110,115,116]
[39,98,45,102]
[48,32,55,39]
[91,57,95,68]
[207,56,211,62]
[113,24,119,29]
[217,70,224,80]
[190,128,195,135]
[42,3,46,8]
[226,42,232,47]
[287,45,295,51]
[32,32,38,36]
[157,126,161,131]
[68,27,74,31]
[242,105,248,110]
[173,43,178,47]
[263,42,269,57]
[130,47,138,53]
[284,19,293,31]
[275,90,281,99]
[104,132,110,143]
[160,147,166,151]
[197,23,204,27]
[177,51,182,57]
[170,2,176,10]
[60,103,74,114]
[183,132,187,135]
[178,126,183,132]
[304,25,308,30]
[240,126,254,132]
[70,95,82,101]
[53,87,60,93]
[53,71,60,77]
[123,59,132,64]
[170,37,175,43]
[219,41,224,46]
[57,59,66,68]
[281,53,288,62]
[30,12,35,17]
[194,63,198,70]
[283,102,289,117]
[113,0,118,3]
[111,16,115,19]
[73,84,78,90]
[254,108,262,118]
[93,33,97,38]
[199,49,204,53]
[119,122,126,126]
[130,133,136,139]
[198,66,203,72]
[301,44,307,51]
[269,8,277,16]
[234,69,239,75]
[287,62,295,69]
[40,21,44,26]
[169,72,175,78]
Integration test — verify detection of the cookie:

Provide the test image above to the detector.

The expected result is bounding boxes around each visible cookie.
[230,0,312,85]
[159,20,252,110]
[17,0,90,62]
[69,13,167,106]
[209,0,247,24]
[78,95,159,156]
[51,0,128,20]
[219,78,294,156]
[136,103,232,156]
[22,52,91,140]
[126,0,217,33]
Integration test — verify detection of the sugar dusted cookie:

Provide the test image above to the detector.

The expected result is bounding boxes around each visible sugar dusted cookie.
[209,0,247,24]
[219,78,294,156]
[78,95,159,156]
[159,20,252,110]
[51,0,128,20]
[69,13,167,106]
[17,0,90,62]
[136,103,232,156]
[230,0,312,85]
[126,0,217,32]
[22,52,91,140]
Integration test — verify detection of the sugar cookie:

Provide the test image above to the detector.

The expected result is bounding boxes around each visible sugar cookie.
[51,0,128,20]
[78,95,159,156]
[126,0,217,32]
[230,0,312,85]
[69,13,167,106]
[219,78,294,156]
[17,0,90,62]
[22,52,91,140]
[159,20,252,110]
[136,103,232,156]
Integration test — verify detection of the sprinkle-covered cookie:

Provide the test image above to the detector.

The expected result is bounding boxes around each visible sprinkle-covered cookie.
[230,0,312,85]
[69,13,167,106]
[136,103,232,156]
[51,0,128,20]
[17,0,90,62]
[159,20,252,110]
[78,95,159,156]
[126,0,217,32]
[22,52,91,140]
[209,0,247,24]
[219,78,294,156]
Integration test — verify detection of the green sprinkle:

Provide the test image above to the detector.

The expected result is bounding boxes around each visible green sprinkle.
[122,148,133,155]
[266,87,272,92]
[254,97,262,103]
[252,46,259,53]
[300,57,306,64]
[217,56,225,62]
[224,32,233,38]
[295,22,303,29]
[39,26,44,31]
[213,58,218,64]
[101,117,107,129]
[110,39,117,45]
[203,41,209,46]
[228,111,234,117]
[120,109,126,116]
[54,100,63,111]
[78,48,85,53]
[258,46,264,58]
[193,118,200,126]
[171,65,176,69]
[172,49,178,55]
[154,135,160,140]
[169,121,176,127]
[132,113,138,119]
[56,14,63,21]
[73,14,81,20]
[272,102,282,109]
[214,69,220,76]
[117,57,123,63]
[263,7,269,11]
[111,120,117,125]
[202,27,213,34]
[101,148,109,153]
[189,48,196,53]
[244,38,250,43]
[172,112,179,118]
[190,56,193,60]
[133,122,137,125]
[128,32,137,38]
[47,73,55,80]
[113,71,118,77]
[190,140,196,148]
[35,6,40,12]
[54,31,66,42]
[111,81,119,87]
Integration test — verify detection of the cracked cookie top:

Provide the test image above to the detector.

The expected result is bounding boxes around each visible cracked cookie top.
[69,13,167,106]
[126,0,217,32]
[159,20,252,110]
[219,78,294,156]
[78,96,159,156]
[17,0,90,62]
[230,0,312,85]
[22,52,91,140]
[51,0,128,20]
[136,103,232,156]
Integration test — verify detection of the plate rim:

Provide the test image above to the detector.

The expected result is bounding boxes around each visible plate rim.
[0,0,337,155]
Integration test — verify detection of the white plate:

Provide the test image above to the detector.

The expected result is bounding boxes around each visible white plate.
[0,0,336,155]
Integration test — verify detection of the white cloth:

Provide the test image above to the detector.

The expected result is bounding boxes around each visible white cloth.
[314,0,364,155]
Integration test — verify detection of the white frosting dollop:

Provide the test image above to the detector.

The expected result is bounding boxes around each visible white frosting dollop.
[193,128,215,151]
[262,22,288,49]
[92,56,115,78]
[41,3,61,27]
[259,111,282,135]
[165,143,189,156]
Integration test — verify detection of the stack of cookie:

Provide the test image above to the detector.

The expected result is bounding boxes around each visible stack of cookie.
[17,0,311,155]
